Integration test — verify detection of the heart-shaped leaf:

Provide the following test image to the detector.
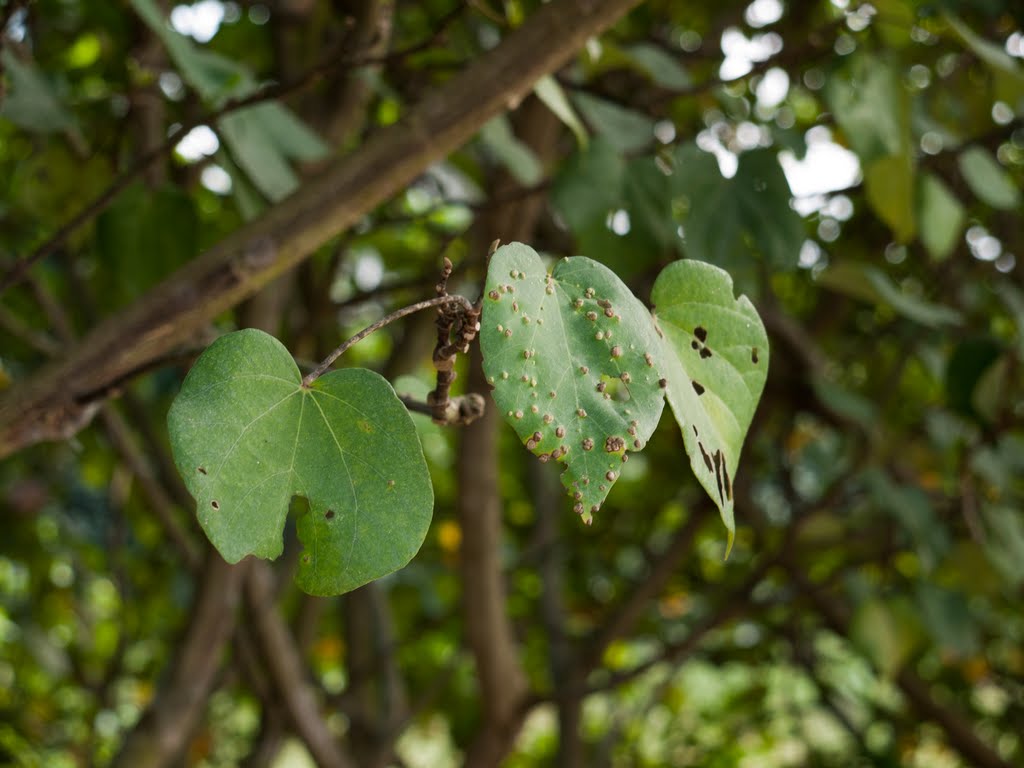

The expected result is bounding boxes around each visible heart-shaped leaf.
[651,260,769,550]
[167,329,433,595]
[480,243,666,522]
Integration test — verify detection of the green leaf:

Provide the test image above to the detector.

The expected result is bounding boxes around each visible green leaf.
[534,75,588,147]
[96,183,198,302]
[479,115,544,187]
[826,55,907,164]
[132,0,250,104]
[622,43,691,90]
[219,103,330,202]
[851,596,923,677]
[675,145,804,270]
[480,243,666,523]
[864,153,916,242]
[818,262,962,328]
[0,50,78,134]
[167,329,433,596]
[957,146,1021,211]
[572,91,655,153]
[917,172,965,260]
[651,260,769,550]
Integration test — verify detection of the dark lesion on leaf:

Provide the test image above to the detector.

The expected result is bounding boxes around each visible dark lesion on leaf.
[325,509,336,520]
[197,466,207,475]
[211,500,220,510]
[694,326,708,342]
[692,380,705,395]
[752,346,759,364]
[697,441,713,473]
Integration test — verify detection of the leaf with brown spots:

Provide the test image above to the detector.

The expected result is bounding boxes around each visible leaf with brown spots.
[651,260,769,553]
[480,243,665,523]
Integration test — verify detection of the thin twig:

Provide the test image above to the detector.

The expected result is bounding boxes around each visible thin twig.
[0,3,467,296]
[301,294,473,386]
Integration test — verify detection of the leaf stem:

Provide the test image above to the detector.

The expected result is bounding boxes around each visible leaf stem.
[302,294,474,387]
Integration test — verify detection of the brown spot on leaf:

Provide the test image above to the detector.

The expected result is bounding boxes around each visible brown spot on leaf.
[197,467,207,475]
[699,347,713,359]
[698,442,713,473]
[752,347,759,364]
[692,381,705,395]
[325,509,336,520]
[605,436,626,452]
[694,326,708,342]
[211,500,220,510]
[582,438,594,451]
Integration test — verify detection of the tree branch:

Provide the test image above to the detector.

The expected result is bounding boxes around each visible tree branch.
[0,0,642,459]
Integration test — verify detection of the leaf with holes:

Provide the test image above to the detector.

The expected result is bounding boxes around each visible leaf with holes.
[480,243,666,523]
[167,329,432,596]
[651,260,769,552]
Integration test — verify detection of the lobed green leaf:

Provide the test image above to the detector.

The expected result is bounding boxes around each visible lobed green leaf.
[168,330,433,595]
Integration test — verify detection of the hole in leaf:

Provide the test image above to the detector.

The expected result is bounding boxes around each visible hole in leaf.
[694,326,708,342]
[692,380,705,395]
[211,500,220,510]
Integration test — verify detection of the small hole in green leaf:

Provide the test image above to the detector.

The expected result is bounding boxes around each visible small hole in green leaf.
[211,500,220,510]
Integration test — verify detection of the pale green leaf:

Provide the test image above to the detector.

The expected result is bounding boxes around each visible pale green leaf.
[0,50,78,134]
[168,329,433,596]
[652,260,769,550]
[819,262,962,327]
[958,146,1021,211]
[917,172,965,260]
[479,115,544,187]
[623,43,691,90]
[865,153,916,242]
[480,243,666,523]
[572,91,655,153]
[534,75,588,147]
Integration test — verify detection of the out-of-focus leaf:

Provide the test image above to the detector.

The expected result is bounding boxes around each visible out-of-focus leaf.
[652,260,769,550]
[534,75,588,147]
[622,43,691,90]
[851,596,924,677]
[957,146,1021,211]
[916,582,979,657]
[132,0,249,103]
[864,469,950,572]
[818,262,962,327]
[864,153,916,242]
[0,50,78,134]
[551,138,625,233]
[917,172,965,261]
[479,115,544,187]
[218,103,329,202]
[826,55,907,164]
[572,91,655,153]
[96,183,198,303]
[872,0,916,48]
[945,14,1024,101]
[982,505,1024,588]
[675,145,804,270]
[945,337,1003,419]
[133,0,328,202]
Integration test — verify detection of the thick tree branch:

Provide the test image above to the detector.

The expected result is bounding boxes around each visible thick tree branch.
[111,554,248,768]
[0,0,641,459]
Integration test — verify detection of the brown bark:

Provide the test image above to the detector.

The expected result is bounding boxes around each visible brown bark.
[457,95,564,767]
[245,561,357,768]
[111,554,248,768]
[0,0,641,459]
